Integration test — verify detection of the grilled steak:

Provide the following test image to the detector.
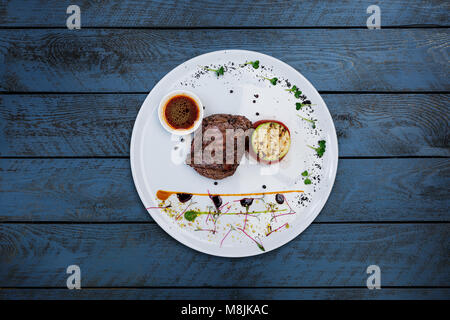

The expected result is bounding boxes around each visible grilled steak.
[187,114,253,179]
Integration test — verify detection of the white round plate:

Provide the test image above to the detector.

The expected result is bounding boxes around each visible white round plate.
[130,50,338,257]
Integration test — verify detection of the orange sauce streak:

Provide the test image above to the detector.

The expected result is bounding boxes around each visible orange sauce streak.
[156,189,303,201]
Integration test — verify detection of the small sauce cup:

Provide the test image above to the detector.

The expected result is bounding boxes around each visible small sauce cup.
[158,90,203,135]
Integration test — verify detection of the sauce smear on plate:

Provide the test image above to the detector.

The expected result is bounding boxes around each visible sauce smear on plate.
[164,95,199,130]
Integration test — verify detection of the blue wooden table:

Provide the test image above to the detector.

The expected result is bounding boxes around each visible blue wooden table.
[0,0,449,300]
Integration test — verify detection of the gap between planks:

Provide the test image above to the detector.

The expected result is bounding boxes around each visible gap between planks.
[1,91,449,95]
[0,26,448,30]
[1,286,449,289]
[0,156,448,159]
[1,221,449,224]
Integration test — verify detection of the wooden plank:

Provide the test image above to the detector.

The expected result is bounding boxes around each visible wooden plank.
[0,94,448,157]
[1,288,449,300]
[0,94,141,157]
[0,0,448,27]
[0,29,448,92]
[0,223,448,287]
[1,158,448,222]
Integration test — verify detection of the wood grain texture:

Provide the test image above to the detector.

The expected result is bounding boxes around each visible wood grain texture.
[0,0,448,27]
[0,223,448,287]
[1,288,449,300]
[0,1,449,301]
[0,29,449,92]
[1,94,448,157]
[0,158,448,222]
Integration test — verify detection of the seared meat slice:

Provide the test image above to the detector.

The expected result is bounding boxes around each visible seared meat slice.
[187,114,253,179]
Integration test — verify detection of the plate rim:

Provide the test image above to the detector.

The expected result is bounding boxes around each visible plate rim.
[130,49,339,258]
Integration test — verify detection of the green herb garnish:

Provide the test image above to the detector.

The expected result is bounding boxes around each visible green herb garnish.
[286,85,298,92]
[184,210,199,221]
[297,114,316,129]
[243,60,260,69]
[286,85,302,98]
[296,101,312,110]
[257,242,266,252]
[308,140,326,158]
[260,76,278,85]
[301,170,312,185]
[205,66,225,76]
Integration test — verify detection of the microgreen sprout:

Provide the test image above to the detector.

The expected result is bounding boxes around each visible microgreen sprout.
[242,60,260,69]
[296,101,313,110]
[285,85,298,92]
[146,204,171,210]
[285,85,302,98]
[257,242,265,252]
[260,76,278,85]
[308,140,326,158]
[301,170,312,185]
[266,223,290,236]
[195,227,216,233]
[270,194,296,221]
[237,227,265,251]
[205,65,225,76]
[220,226,235,247]
[297,114,317,129]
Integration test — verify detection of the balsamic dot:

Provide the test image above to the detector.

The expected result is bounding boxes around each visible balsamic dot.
[256,112,260,116]
[253,100,256,103]
[214,182,218,185]
[262,185,267,189]
[230,90,233,93]
[275,194,285,204]
[180,138,184,142]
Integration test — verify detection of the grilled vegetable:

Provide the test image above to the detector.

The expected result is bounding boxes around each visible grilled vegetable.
[251,121,291,163]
